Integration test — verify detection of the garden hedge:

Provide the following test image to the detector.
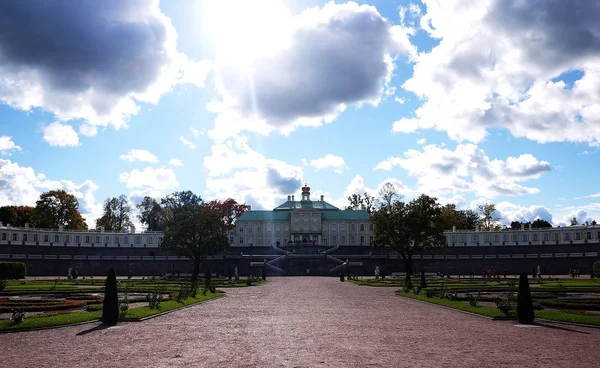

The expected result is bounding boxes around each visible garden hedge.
[0,262,27,279]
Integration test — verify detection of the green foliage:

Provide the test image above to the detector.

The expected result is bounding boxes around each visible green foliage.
[344,192,376,214]
[420,272,427,289]
[146,289,164,309]
[96,194,132,231]
[0,205,34,227]
[0,262,27,279]
[31,190,87,230]
[0,279,6,291]
[10,309,26,324]
[517,272,535,324]
[137,196,167,231]
[119,292,130,319]
[101,268,119,325]
[594,261,600,278]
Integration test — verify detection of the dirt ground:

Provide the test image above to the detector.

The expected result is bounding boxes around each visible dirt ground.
[1,277,599,368]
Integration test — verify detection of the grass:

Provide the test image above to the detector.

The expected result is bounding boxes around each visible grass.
[122,291,225,320]
[536,310,600,326]
[397,291,508,319]
[0,311,102,332]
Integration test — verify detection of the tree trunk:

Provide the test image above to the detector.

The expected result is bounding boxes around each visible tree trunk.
[191,258,201,291]
[404,257,413,286]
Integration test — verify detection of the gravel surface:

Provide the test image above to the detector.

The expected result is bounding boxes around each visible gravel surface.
[2,277,599,367]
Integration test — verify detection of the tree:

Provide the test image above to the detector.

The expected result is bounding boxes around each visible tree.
[516,272,535,324]
[477,203,500,230]
[204,198,250,231]
[160,192,229,291]
[439,204,479,230]
[531,219,552,228]
[510,221,523,229]
[345,193,376,214]
[101,267,119,325]
[570,217,579,226]
[95,195,132,231]
[137,196,167,231]
[0,206,34,227]
[371,186,446,287]
[31,190,87,229]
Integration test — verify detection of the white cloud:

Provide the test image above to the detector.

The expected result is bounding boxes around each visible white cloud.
[178,136,196,149]
[494,201,554,226]
[304,154,347,173]
[394,97,405,104]
[0,1,210,137]
[0,136,21,153]
[209,1,415,140]
[416,138,426,145]
[374,143,551,197]
[119,166,179,191]
[42,122,79,147]
[168,159,183,167]
[190,127,205,137]
[394,0,600,146]
[119,149,159,163]
[0,158,101,225]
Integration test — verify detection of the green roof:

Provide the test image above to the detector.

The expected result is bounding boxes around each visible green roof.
[273,200,339,211]
[237,209,370,222]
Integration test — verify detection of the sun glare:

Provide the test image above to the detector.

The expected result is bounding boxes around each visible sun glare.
[203,0,292,69]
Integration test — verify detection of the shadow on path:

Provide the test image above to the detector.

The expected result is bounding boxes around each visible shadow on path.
[534,322,591,334]
[76,323,113,336]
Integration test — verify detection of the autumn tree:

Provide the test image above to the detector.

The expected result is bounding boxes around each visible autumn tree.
[31,190,87,229]
[160,191,229,290]
[95,195,132,231]
[477,203,500,230]
[137,196,167,231]
[371,185,446,286]
[439,204,479,230]
[204,198,250,231]
[344,193,376,214]
[0,206,34,227]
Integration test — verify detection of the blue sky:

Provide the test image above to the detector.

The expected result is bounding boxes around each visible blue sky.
[1,0,599,228]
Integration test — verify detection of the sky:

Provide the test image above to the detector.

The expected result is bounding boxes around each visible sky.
[1,0,599,229]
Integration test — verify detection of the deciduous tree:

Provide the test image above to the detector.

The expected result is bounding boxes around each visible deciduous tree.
[477,203,500,230]
[344,193,376,214]
[137,196,167,231]
[31,190,87,229]
[371,185,446,286]
[204,198,250,231]
[95,195,132,231]
[0,205,34,227]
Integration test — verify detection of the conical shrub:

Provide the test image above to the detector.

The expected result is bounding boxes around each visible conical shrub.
[101,268,119,325]
[516,272,535,324]
[420,271,427,289]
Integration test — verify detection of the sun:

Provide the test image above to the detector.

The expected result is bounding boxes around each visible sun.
[202,0,293,70]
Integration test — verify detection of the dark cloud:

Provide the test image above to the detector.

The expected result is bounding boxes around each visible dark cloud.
[217,3,410,126]
[487,0,600,68]
[266,168,302,195]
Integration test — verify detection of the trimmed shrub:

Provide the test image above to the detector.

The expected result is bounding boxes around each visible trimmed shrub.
[420,271,427,289]
[0,279,6,291]
[516,272,535,324]
[0,262,27,279]
[101,268,119,325]
[593,261,600,278]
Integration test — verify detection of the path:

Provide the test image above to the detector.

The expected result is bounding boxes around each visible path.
[2,277,599,367]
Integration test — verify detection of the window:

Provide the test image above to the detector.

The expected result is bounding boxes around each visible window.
[95,236,101,243]
[1,233,5,240]
[323,224,328,231]
[303,216,309,222]
[312,224,318,231]
[23,234,28,242]
[303,224,308,232]
[258,238,263,245]
[248,237,253,245]
[533,234,538,241]
[284,224,289,231]
[158,237,162,244]
[543,233,549,241]
[494,235,500,242]
[521,234,528,242]
[450,235,456,243]
[147,237,153,244]
[44,234,50,242]
[350,236,355,244]
[484,235,490,242]
[459,235,465,242]
[331,224,337,231]
[239,237,244,244]
[257,226,262,233]
[575,232,581,240]
[503,234,509,242]
[134,236,141,244]
[369,235,373,244]
[294,224,299,231]
[564,233,570,241]
[54,235,60,243]
[85,236,90,243]
[553,233,559,241]
[74,235,79,243]
[332,235,337,243]
[248,226,253,233]
[266,238,271,245]
[114,236,120,244]
[340,224,346,231]
[360,236,364,244]
[341,235,346,244]
[65,235,70,243]
[12,233,18,241]
[267,223,272,232]
[124,236,129,244]
[512,235,517,242]
[239,226,244,232]
[471,235,478,242]
[359,224,365,231]
[369,223,373,231]
[587,232,592,240]
[229,236,234,244]
[350,224,356,232]
[275,224,281,232]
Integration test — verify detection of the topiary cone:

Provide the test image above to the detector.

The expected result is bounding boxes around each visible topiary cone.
[101,268,119,325]
[516,272,535,324]
[420,271,427,289]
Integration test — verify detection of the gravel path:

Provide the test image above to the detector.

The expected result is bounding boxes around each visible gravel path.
[2,277,599,367]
